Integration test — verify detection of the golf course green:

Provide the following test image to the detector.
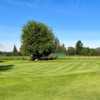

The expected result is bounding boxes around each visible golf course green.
[0,57,100,100]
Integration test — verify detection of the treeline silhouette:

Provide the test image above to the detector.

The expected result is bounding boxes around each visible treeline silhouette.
[0,40,100,57]
[1,20,100,58]
[66,40,100,56]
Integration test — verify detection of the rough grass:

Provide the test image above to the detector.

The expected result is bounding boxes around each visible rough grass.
[0,57,100,100]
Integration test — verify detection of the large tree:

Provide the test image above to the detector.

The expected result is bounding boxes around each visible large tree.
[20,21,55,59]
[75,40,83,55]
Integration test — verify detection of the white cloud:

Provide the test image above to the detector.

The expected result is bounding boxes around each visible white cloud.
[0,41,20,52]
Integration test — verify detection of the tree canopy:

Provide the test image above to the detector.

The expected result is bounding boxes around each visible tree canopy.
[75,40,83,55]
[20,21,56,59]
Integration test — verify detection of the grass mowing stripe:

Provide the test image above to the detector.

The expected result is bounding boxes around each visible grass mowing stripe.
[44,62,73,75]
[56,62,82,75]
[1,58,100,100]
[76,61,100,72]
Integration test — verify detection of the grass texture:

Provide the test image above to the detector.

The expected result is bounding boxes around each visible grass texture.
[0,57,100,100]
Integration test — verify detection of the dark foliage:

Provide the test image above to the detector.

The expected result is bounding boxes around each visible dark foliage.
[21,21,56,60]
[31,53,57,60]
[67,40,100,56]
[75,40,83,55]
[13,45,18,56]
[67,47,76,55]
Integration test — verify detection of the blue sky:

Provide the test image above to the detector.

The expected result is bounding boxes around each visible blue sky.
[0,0,100,51]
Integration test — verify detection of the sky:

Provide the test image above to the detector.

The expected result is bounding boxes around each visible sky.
[0,0,100,51]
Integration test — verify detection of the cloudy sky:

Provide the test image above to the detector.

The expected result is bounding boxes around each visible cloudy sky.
[0,0,100,51]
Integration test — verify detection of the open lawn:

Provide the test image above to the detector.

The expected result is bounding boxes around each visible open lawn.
[0,57,100,100]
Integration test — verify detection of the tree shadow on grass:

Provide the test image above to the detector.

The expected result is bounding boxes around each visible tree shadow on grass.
[0,61,4,63]
[0,65,14,71]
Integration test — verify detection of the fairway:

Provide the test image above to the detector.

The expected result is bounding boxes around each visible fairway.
[0,57,100,100]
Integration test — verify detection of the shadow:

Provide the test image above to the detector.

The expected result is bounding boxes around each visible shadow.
[0,61,4,63]
[0,65,14,71]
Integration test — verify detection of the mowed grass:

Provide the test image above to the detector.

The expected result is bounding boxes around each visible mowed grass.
[0,57,100,100]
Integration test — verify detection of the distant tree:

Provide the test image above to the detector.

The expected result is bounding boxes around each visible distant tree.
[89,48,96,56]
[67,47,76,55]
[20,20,55,60]
[75,40,83,55]
[81,47,90,56]
[95,48,100,56]
[0,51,2,55]
[61,44,66,54]
[54,37,60,53]
[13,45,18,56]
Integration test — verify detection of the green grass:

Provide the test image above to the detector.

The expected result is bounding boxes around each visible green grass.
[0,56,30,60]
[0,57,100,100]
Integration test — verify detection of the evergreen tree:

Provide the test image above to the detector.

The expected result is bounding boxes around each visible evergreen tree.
[13,45,18,56]
[75,40,83,55]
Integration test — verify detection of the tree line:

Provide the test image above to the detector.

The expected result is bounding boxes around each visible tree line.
[0,20,100,59]
[66,40,100,56]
